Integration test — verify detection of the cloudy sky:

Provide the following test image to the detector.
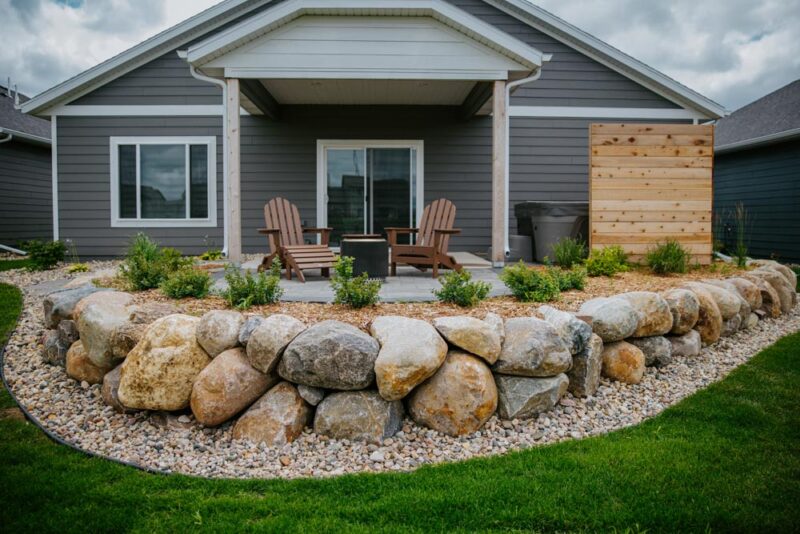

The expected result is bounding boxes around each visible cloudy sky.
[2,0,799,111]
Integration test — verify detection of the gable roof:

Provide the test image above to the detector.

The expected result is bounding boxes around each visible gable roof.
[0,86,51,145]
[715,79,800,154]
[22,0,726,118]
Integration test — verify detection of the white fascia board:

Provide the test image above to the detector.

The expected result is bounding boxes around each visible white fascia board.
[509,106,705,120]
[223,67,511,80]
[187,0,544,70]
[50,105,223,116]
[715,127,800,154]
[0,127,51,146]
[20,0,275,117]
[486,0,728,119]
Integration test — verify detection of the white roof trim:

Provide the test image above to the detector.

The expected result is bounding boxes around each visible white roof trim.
[715,127,800,154]
[0,127,51,146]
[186,0,543,72]
[486,0,728,119]
[509,106,705,120]
[20,0,276,116]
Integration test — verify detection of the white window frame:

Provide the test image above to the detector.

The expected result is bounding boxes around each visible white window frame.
[109,136,217,228]
[316,139,424,242]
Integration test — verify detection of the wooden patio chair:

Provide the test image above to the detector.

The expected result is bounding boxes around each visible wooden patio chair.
[258,197,336,282]
[386,198,462,278]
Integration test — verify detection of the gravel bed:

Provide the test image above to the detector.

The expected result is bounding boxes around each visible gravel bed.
[2,269,798,480]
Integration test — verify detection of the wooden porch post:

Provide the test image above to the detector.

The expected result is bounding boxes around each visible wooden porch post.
[225,78,242,262]
[491,80,507,267]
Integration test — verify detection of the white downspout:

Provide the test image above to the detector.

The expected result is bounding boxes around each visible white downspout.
[184,55,229,256]
[503,57,550,257]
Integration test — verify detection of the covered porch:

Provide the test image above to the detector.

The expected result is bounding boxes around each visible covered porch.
[181,0,547,266]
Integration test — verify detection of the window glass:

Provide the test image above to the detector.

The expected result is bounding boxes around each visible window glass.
[140,144,186,219]
[118,145,137,219]
[190,145,209,219]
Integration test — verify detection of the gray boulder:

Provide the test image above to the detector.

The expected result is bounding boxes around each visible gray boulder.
[538,305,592,355]
[484,312,505,344]
[660,288,700,335]
[278,320,379,390]
[232,382,312,446]
[567,333,603,397]
[101,365,137,414]
[721,315,742,337]
[76,292,133,368]
[492,317,572,377]
[314,390,403,442]
[683,282,741,320]
[43,285,108,329]
[195,310,244,357]
[495,374,569,420]
[127,302,181,324]
[628,336,673,367]
[57,320,80,347]
[578,297,638,342]
[41,329,68,366]
[238,315,265,346]
[297,384,325,406]
[667,330,702,358]
[744,313,759,329]
[615,292,674,337]
[246,314,306,374]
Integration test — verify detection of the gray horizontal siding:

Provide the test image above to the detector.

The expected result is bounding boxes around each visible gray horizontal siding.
[0,140,52,245]
[56,116,224,258]
[714,139,800,263]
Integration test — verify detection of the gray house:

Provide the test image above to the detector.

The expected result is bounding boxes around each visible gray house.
[1,84,52,246]
[714,79,800,263]
[21,0,726,263]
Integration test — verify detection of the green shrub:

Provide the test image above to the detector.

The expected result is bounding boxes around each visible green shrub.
[161,267,212,299]
[500,261,561,302]
[119,233,192,290]
[67,263,90,274]
[22,240,66,271]
[331,256,381,308]
[551,237,587,268]
[199,249,224,261]
[646,239,690,274]
[548,266,587,291]
[433,270,491,307]
[223,260,283,309]
[585,245,629,277]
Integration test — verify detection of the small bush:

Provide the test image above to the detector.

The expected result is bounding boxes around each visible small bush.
[223,260,283,309]
[551,237,587,268]
[646,240,690,274]
[199,249,224,261]
[22,240,66,271]
[119,234,192,290]
[548,266,587,291]
[161,267,212,299]
[500,261,561,302]
[585,245,629,277]
[433,270,491,307]
[67,263,90,274]
[331,256,381,308]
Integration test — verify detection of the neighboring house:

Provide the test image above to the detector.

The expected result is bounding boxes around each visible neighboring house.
[0,84,52,246]
[21,0,726,262]
[714,80,800,263]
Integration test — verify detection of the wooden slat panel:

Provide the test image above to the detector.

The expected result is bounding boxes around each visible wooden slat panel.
[591,156,712,168]
[591,134,712,147]
[591,123,714,135]
[592,210,712,223]
[591,145,713,157]
[591,188,712,201]
[592,178,711,190]
[592,167,712,179]
[591,221,711,233]
[592,242,712,253]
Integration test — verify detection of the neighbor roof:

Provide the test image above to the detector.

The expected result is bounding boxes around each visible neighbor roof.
[21,0,727,118]
[0,86,51,145]
[715,79,800,154]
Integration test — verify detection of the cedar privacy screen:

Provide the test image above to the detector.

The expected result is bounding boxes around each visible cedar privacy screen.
[589,123,714,265]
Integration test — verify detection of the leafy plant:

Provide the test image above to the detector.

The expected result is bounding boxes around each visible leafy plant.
[199,249,224,261]
[67,263,90,274]
[433,270,491,307]
[223,260,283,309]
[732,202,752,268]
[646,239,690,274]
[330,256,381,308]
[547,265,587,291]
[585,245,629,277]
[119,233,192,290]
[500,261,561,302]
[22,240,66,271]
[161,267,212,299]
[550,236,587,269]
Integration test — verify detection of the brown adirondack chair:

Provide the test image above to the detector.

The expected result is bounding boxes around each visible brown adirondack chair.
[258,197,336,282]
[386,198,462,278]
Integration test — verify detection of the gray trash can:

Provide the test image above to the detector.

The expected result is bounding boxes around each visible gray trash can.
[514,201,589,262]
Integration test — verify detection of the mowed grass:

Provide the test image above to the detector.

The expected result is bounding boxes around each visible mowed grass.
[0,281,799,532]
[0,258,30,272]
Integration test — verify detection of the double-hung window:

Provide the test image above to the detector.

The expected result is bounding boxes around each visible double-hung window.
[110,137,217,227]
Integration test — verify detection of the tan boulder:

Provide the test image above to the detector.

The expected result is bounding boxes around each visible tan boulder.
[615,292,674,337]
[483,312,505,344]
[683,282,740,320]
[76,292,134,368]
[196,310,244,357]
[191,348,277,427]
[109,322,147,360]
[660,288,700,335]
[232,382,312,446]
[492,317,572,377]
[682,285,723,345]
[726,277,763,310]
[117,314,212,411]
[66,340,111,384]
[73,291,133,321]
[128,302,181,324]
[407,351,497,436]
[748,259,797,289]
[370,316,447,400]
[432,315,501,364]
[740,274,782,317]
[245,314,306,374]
[749,269,795,312]
[601,341,645,384]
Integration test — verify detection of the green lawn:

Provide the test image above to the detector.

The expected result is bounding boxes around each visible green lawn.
[1,281,799,532]
[0,259,30,272]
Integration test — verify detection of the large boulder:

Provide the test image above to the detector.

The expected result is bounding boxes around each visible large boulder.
[43,285,108,329]
[238,315,265,346]
[432,316,501,363]
[721,315,742,337]
[407,351,497,436]
[495,374,568,420]
[76,292,134,368]
[484,312,505,344]
[41,329,68,366]
[703,279,751,329]
[740,274,781,318]
[117,314,212,411]
[278,320,379,390]
[127,302,181,324]
[110,303,183,360]
[749,259,797,289]
[683,282,740,320]
[601,341,645,384]
[314,390,403,442]
[577,297,638,342]
[726,277,762,310]
[101,365,137,414]
[682,285,722,345]
[246,314,306,374]
[749,269,795,312]
[660,288,700,335]
[567,333,603,397]
[615,292,674,337]
[195,310,244,357]
[628,336,672,367]
[537,305,592,355]
[66,340,111,384]
[492,317,572,377]
[371,316,448,400]
[190,347,277,427]
[232,381,312,446]
[667,330,702,358]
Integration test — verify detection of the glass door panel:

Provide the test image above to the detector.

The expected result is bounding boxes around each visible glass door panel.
[369,148,412,243]
[326,148,365,246]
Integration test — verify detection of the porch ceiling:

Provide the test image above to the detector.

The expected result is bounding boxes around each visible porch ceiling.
[259,79,477,106]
